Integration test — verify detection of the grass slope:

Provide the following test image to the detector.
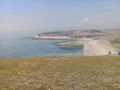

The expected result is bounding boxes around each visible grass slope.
[0,56,120,90]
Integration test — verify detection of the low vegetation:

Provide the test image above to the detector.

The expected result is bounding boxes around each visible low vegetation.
[98,30,120,49]
[110,39,120,48]
[0,56,120,90]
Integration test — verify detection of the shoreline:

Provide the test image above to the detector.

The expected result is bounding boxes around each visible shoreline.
[33,37,116,56]
[82,38,115,56]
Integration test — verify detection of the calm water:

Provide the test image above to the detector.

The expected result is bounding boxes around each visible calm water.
[0,38,83,58]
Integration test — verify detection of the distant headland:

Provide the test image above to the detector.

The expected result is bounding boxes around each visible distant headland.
[32,30,105,40]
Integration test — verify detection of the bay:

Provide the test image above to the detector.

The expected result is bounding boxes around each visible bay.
[0,38,83,58]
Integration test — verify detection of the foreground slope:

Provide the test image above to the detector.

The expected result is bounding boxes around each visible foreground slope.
[0,56,120,90]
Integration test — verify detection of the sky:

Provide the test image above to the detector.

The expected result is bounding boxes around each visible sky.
[0,0,120,37]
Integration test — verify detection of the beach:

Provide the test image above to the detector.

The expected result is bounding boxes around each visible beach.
[82,38,115,56]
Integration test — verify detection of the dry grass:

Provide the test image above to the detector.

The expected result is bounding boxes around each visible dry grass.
[98,30,120,49]
[0,56,120,90]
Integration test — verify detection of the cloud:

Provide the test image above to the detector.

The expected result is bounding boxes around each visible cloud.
[80,18,90,23]
[79,17,94,29]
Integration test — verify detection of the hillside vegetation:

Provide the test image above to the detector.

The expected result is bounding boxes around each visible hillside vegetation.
[0,56,120,90]
[99,30,120,49]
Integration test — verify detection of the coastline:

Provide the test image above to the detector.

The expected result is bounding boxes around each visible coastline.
[82,38,115,56]
[33,36,116,56]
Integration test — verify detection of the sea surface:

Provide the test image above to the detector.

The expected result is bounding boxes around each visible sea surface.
[0,38,83,58]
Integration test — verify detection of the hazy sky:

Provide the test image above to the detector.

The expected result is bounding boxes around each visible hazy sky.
[0,0,120,37]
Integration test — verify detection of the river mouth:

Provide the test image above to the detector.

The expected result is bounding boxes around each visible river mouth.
[0,39,83,58]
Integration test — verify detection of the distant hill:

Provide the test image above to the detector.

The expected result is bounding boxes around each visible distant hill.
[36,30,105,39]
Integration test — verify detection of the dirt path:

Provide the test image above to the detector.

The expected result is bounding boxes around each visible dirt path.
[82,38,115,56]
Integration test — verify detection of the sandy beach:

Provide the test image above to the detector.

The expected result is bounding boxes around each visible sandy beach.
[82,38,115,56]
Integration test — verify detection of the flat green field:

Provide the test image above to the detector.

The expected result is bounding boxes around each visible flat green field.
[0,56,120,90]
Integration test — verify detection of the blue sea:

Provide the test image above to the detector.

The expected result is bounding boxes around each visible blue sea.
[0,38,83,58]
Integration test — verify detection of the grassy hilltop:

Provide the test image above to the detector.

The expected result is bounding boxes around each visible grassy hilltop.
[0,56,120,90]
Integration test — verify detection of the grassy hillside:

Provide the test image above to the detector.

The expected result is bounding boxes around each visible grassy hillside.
[0,56,120,90]
[98,30,120,49]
